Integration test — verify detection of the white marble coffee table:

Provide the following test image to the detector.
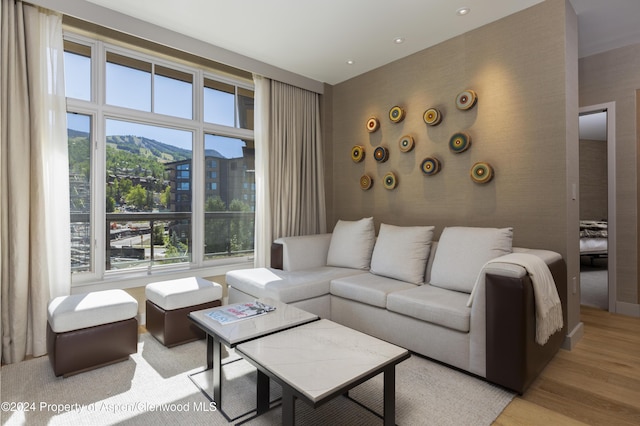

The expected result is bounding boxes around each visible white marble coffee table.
[188,298,318,421]
[236,319,410,425]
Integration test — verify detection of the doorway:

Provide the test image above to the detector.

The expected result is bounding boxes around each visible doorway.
[578,103,616,313]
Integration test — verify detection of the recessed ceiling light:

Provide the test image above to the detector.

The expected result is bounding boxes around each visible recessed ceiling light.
[346,60,355,65]
[394,37,405,44]
[456,7,470,16]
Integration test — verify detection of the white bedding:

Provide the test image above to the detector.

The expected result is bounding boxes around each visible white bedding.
[580,237,607,254]
[580,220,608,255]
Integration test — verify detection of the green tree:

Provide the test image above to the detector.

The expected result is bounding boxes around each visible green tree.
[106,196,116,213]
[119,179,133,202]
[160,186,171,209]
[205,196,226,211]
[152,225,164,246]
[229,199,252,254]
[204,196,227,255]
[125,184,147,210]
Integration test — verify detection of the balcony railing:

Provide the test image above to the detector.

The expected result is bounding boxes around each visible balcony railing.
[70,211,254,272]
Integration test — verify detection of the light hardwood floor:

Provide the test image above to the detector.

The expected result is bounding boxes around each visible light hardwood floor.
[494,306,640,425]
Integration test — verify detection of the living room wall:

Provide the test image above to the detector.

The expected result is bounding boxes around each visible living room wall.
[580,42,640,313]
[326,0,582,334]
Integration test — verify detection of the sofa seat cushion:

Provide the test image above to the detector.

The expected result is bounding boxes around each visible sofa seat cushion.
[387,285,471,332]
[226,267,366,304]
[330,273,417,308]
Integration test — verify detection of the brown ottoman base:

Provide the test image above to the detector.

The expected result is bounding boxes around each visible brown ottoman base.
[145,299,221,347]
[47,318,138,377]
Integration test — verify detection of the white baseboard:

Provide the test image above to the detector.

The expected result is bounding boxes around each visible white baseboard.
[615,301,640,317]
[562,321,584,350]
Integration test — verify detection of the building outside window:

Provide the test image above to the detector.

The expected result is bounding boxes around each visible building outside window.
[64,33,255,284]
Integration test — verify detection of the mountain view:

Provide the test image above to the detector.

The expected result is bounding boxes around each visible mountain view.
[68,129,224,162]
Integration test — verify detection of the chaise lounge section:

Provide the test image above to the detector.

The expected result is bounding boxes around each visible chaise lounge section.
[227,218,566,394]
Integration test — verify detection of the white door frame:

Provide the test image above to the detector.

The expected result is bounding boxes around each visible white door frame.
[579,102,616,313]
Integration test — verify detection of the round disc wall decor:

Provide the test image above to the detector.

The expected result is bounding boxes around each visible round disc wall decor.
[389,106,406,123]
[383,171,397,190]
[423,108,442,126]
[470,162,494,184]
[449,132,472,153]
[455,89,477,110]
[373,146,389,162]
[351,145,365,162]
[360,174,373,190]
[398,135,415,153]
[366,117,380,133]
[421,157,442,176]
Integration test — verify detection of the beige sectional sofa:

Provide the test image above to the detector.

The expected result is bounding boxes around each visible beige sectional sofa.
[226,218,566,393]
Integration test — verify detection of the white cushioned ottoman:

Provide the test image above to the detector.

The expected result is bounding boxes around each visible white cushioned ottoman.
[47,289,139,377]
[145,277,222,347]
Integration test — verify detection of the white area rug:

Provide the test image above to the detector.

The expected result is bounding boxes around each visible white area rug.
[1,334,514,425]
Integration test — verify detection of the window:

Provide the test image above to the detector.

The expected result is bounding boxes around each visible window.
[64,41,91,101]
[64,34,255,283]
[203,134,255,260]
[204,78,254,129]
[68,112,92,273]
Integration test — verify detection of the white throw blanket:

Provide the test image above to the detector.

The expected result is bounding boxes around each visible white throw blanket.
[467,252,564,345]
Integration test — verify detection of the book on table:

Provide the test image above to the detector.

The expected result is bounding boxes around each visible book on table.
[205,300,276,324]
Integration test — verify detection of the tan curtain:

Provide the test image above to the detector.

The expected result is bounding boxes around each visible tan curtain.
[1,0,70,364]
[252,74,272,267]
[270,80,327,238]
[253,78,326,265]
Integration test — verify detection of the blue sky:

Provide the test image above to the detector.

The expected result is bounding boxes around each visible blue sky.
[64,51,246,159]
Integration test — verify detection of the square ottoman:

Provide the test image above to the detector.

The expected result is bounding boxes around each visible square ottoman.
[47,289,139,377]
[145,277,222,347]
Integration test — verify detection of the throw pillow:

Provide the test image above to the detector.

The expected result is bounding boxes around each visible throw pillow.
[370,223,435,284]
[430,226,513,293]
[326,217,376,269]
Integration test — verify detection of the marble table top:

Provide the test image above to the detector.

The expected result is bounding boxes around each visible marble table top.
[189,298,318,347]
[236,319,410,404]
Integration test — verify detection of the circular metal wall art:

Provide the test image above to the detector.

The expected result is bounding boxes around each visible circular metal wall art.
[373,146,389,162]
[383,171,398,190]
[389,106,406,123]
[470,162,494,184]
[449,132,472,153]
[421,157,442,176]
[398,135,415,153]
[366,117,380,133]
[351,145,365,163]
[423,108,442,126]
[360,174,373,190]
[455,89,477,110]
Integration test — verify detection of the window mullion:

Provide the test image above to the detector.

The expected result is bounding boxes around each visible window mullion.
[191,69,204,266]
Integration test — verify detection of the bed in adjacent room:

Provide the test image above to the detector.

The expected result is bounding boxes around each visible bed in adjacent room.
[580,220,608,264]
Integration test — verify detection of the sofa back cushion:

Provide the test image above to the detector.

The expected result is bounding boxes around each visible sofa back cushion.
[327,217,376,269]
[430,226,513,293]
[370,224,435,284]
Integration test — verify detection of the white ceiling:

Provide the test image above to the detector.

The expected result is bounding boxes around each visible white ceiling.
[83,0,640,85]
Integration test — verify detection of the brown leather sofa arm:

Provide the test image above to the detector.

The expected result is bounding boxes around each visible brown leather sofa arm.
[271,242,283,270]
[485,258,567,394]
